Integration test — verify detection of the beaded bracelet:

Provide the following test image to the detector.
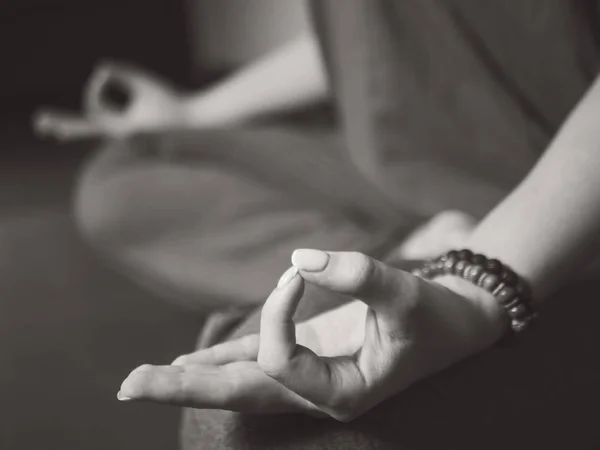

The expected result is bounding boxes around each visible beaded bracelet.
[412,250,538,336]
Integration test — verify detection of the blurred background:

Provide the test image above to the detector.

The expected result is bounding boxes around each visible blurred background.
[0,1,307,449]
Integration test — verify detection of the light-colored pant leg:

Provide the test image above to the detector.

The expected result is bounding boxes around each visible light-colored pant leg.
[73,128,418,311]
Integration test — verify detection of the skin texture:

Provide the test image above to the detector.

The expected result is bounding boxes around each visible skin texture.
[31,13,600,419]
[34,61,188,140]
[117,73,600,420]
[463,75,600,300]
[118,249,504,421]
[33,32,327,141]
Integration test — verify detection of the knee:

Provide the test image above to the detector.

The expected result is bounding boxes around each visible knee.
[73,137,152,250]
[74,177,118,251]
[74,151,125,250]
[73,133,215,250]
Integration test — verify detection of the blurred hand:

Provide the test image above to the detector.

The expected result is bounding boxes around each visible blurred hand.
[33,61,188,141]
[118,249,505,421]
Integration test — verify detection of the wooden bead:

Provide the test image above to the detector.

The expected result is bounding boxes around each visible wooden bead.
[508,303,529,321]
[412,269,424,278]
[511,319,528,333]
[454,260,470,277]
[496,286,517,305]
[481,273,501,292]
[503,297,521,310]
[458,249,473,261]
[435,260,446,272]
[485,259,502,274]
[424,261,441,278]
[515,281,532,300]
[415,250,537,341]
[472,254,487,265]
[466,265,485,284]
[447,250,459,260]
[501,268,518,286]
[443,258,457,274]
[448,258,462,275]
[421,266,432,278]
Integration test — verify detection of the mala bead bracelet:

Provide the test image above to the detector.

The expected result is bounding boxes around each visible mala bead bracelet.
[412,250,538,336]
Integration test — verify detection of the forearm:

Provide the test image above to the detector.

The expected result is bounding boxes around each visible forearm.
[465,75,600,300]
[183,31,329,127]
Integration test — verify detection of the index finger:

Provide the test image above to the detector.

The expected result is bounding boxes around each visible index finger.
[119,361,320,414]
[257,267,366,420]
[33,108,103,141]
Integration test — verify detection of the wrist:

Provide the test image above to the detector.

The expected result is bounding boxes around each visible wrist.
[179,94,213,128]
[463,224,546,301]
[413,248,539,355]
[432,275,509,347]
[181,88,251,129]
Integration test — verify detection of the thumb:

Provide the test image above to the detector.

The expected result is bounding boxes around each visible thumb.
[95,60,148,87]
[291,249,420,313]
[84,61,141,116]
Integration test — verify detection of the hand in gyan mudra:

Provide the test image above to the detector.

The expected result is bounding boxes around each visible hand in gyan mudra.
[118,249,504,421]
[33,61,185,142]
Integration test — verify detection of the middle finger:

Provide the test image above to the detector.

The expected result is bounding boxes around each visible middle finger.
[172,335,259,366]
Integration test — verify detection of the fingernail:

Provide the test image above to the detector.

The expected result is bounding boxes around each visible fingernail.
[277,266,298,288]
[117,391,132,402]
[291,249,330,272]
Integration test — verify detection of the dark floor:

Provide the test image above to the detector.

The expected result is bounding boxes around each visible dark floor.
[0,120,203,450]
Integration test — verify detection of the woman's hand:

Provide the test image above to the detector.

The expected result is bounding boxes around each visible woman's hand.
[118,250,506,421]
[33,61,188,141]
